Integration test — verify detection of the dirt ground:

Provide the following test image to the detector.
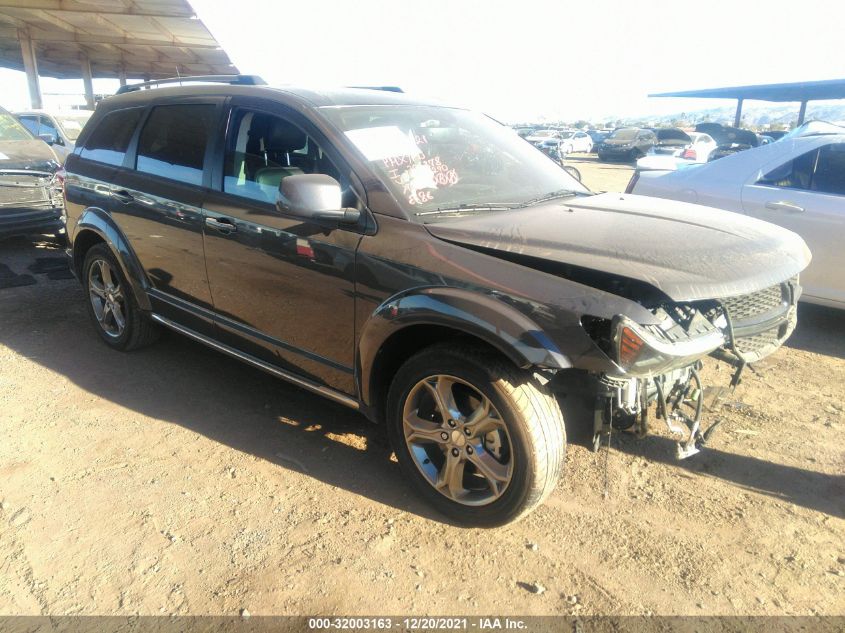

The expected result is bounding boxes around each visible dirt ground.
[1,158,843,617]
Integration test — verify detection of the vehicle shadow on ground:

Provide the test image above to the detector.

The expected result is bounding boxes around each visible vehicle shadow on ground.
[0,258,451,525]
[610,433,845,519]
[786,303,845,360]
[557,387,845,519]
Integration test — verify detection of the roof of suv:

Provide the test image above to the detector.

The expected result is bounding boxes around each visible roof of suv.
[100,83,446,111]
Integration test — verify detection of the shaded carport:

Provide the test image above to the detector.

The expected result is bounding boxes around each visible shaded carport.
[650,78,845,127]
[0,0,238,110]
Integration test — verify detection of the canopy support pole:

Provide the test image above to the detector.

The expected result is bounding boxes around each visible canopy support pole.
[733,98,743,127]
[18,29,43,110]
[81,57,95,109]
[797,100,808,125]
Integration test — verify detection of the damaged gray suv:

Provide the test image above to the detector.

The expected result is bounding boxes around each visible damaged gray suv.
[63,76,809,526]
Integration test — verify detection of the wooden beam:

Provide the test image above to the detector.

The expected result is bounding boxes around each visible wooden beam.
[0,26,221,49]
[0,1,194,19]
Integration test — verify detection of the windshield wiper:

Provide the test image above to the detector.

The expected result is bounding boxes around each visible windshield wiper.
[517,188,581,208]
[415,203,519,217]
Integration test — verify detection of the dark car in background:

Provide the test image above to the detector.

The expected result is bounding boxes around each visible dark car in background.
[63,77,808,526]
[0,106,63,240]
[596,127,656,161]
[651,128,692,156]
[586,129,610,152]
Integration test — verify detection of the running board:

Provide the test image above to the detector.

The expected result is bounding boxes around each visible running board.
[149,313,360,411]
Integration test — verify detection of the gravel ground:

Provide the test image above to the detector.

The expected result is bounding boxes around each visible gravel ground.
[1,159,843,616]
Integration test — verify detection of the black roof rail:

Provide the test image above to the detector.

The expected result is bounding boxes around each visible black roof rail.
[116,74,266,95]
[347,86,404,93]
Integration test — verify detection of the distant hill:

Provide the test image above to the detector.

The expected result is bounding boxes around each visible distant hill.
[624,103,845,130]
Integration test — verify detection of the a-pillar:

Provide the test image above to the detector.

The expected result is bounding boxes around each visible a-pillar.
[81,57,95,109]
[18,29,43,109]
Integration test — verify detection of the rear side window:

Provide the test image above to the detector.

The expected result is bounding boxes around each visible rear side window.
[80,107,143,166]
[757,149,818,190]
[135,104,216,186]
[18,115,39,135]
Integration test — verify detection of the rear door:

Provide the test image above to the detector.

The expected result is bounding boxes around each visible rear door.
[110,98,223,334]
[741,142,845,306]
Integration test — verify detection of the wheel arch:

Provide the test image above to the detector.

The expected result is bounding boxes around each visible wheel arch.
[357,287,571,423]
[71,208,151,311]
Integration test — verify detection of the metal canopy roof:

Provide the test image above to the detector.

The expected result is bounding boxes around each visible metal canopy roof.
[0,0,238,79]
[650,78,845,103]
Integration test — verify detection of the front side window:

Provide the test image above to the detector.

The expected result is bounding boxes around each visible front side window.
[39,117,59,142]
[136,104,216,186]
[80,107,144,166]
[321,105,587,219]
[223,109,344,204]
[17,115,39,136]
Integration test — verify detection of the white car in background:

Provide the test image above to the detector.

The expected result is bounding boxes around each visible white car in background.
[15,109,92,163]
[558,129,593,153]
[629,133,845,308]
[636,131,718,171]
[525,129,561,144]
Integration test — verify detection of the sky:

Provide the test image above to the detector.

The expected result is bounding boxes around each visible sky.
[1,0,844,123]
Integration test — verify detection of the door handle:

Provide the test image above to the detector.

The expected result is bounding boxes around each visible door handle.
[205,216,237,233]
[111,189,134,204]
[765,201,804,213]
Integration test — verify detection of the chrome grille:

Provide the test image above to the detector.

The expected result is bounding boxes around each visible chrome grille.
[0,173,54,209]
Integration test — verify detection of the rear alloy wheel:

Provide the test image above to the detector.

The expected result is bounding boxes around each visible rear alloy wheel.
[387,344,566,527]
[82,243,159,351]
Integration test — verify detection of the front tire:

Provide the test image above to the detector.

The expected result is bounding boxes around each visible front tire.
[82,243,159,351]
[386,344,566,527]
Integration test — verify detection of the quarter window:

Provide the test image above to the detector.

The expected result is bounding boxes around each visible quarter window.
[80,107,144,166]
[811,143,845,196]
[136,104,216,186]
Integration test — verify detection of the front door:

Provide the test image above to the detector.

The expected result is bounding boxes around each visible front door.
[202,101,364,394]
[741,141,845,307]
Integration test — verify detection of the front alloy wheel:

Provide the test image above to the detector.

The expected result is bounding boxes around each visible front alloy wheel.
[402,374,514,506]
[387,344,566,527]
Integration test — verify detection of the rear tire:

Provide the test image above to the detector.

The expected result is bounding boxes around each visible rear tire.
[386,343,566,527]
[82,243,159,351]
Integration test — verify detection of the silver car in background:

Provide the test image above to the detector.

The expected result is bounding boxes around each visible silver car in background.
[629,132,845,308]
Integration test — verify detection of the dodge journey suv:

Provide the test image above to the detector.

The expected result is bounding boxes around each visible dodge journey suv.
[64,76,809,526]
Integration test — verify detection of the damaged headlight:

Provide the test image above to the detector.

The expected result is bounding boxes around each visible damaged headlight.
[612,315,724,377]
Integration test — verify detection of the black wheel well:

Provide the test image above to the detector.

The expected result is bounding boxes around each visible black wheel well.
[72,230,106,278]
[368,324,514,424]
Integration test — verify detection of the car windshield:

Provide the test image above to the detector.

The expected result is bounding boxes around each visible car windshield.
[560,131,576,138]
[322,105,589,220]
[54,112,92,141]
[0,112,34,141]
[531,130,556,137]
[610,128,638,141]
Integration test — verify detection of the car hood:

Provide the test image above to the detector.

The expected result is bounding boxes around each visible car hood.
[424,192,811,302]
[0,140,59,172]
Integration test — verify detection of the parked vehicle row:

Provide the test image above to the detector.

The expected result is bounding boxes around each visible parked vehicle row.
[0,106,64,240]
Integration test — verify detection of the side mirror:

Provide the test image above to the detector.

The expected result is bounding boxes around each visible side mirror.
[39,133,57,145]
[276,174,360,224]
